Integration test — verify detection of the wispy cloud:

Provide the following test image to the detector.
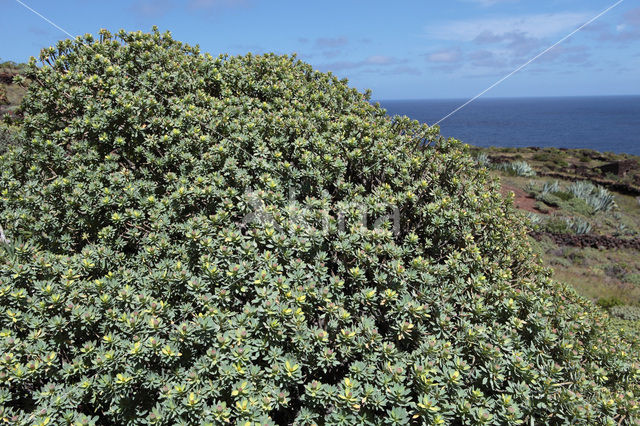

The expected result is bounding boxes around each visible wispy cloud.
[296,37,350,60]
[314,37,349,48]
[385,66,422,76]
[469,49,506,68]
[428,12,591,41]
[536,44,590,65]
[426,48,462,63]
[27,26,51,36]
[367,55,397,65]
[422,10,601,74]
[584,7,640,42]
[320,50,343,59]
[131,0,173,18]
[463,42,591,71]
[474,30,542,58]
[318,55,406,71]
[624,6,640,25]
[364,65,422,76]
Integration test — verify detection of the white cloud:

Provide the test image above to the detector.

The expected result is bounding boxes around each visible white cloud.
[625,7,640,26]
[131,0,173,18]
[315,37,349,48]
[427,12,591,41]
[366,55,395,65]
[317,55,405,71]
[426,48,462,63]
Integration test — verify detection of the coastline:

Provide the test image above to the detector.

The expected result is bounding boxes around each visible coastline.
[473,145,640,195]
[379,96,640,156]
[480,144,640,312]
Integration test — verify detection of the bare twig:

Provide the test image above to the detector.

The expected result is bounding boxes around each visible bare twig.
[0,224,8,244]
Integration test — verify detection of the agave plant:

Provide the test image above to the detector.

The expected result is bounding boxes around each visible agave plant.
[474,152,491,168]
[523,180,539,194]
[499,160,536,177]
[568,181,595,200]
[568,181,616,213]
[526,212,544,226]
[614,223,628,236]
[565,217,592,235]
[540,180,560,196]
[590,186,616,213]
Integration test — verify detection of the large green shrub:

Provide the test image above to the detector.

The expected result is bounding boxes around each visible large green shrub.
[0,29,639,425]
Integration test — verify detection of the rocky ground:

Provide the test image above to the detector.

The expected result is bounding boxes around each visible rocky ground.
[479,145,640,329]
[0,64,27,118]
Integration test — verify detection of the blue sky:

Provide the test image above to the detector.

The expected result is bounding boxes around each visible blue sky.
[1,0,638,99]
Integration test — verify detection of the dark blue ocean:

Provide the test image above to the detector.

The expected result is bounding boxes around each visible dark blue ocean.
[378,96,640,156]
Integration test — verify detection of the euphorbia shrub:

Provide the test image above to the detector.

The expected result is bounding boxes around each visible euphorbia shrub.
[0,29,638,425]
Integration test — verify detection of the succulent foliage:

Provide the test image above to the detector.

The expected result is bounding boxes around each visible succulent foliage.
[565,218,592,235]
[498,161,536,177]
[0,29,638,425]
[540,181,560,197]
[568,181,617,213]
[474,153,490,168]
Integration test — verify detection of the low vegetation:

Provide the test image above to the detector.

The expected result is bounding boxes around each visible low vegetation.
[497,160,536,177]
[0,30,638,424]
[0,60,28,118]
[485,147,640,358]
[473,145,640,192]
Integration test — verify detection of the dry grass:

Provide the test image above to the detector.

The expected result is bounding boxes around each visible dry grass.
[0,83,26,115]
[5,83,26,105]
[531,238,640,305]
[499,169,640,306]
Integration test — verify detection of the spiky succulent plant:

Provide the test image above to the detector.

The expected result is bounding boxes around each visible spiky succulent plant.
[0,29,638,425]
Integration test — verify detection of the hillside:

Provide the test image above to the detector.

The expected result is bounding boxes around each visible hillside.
[474,145,640,333]
[0,61,27,117]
